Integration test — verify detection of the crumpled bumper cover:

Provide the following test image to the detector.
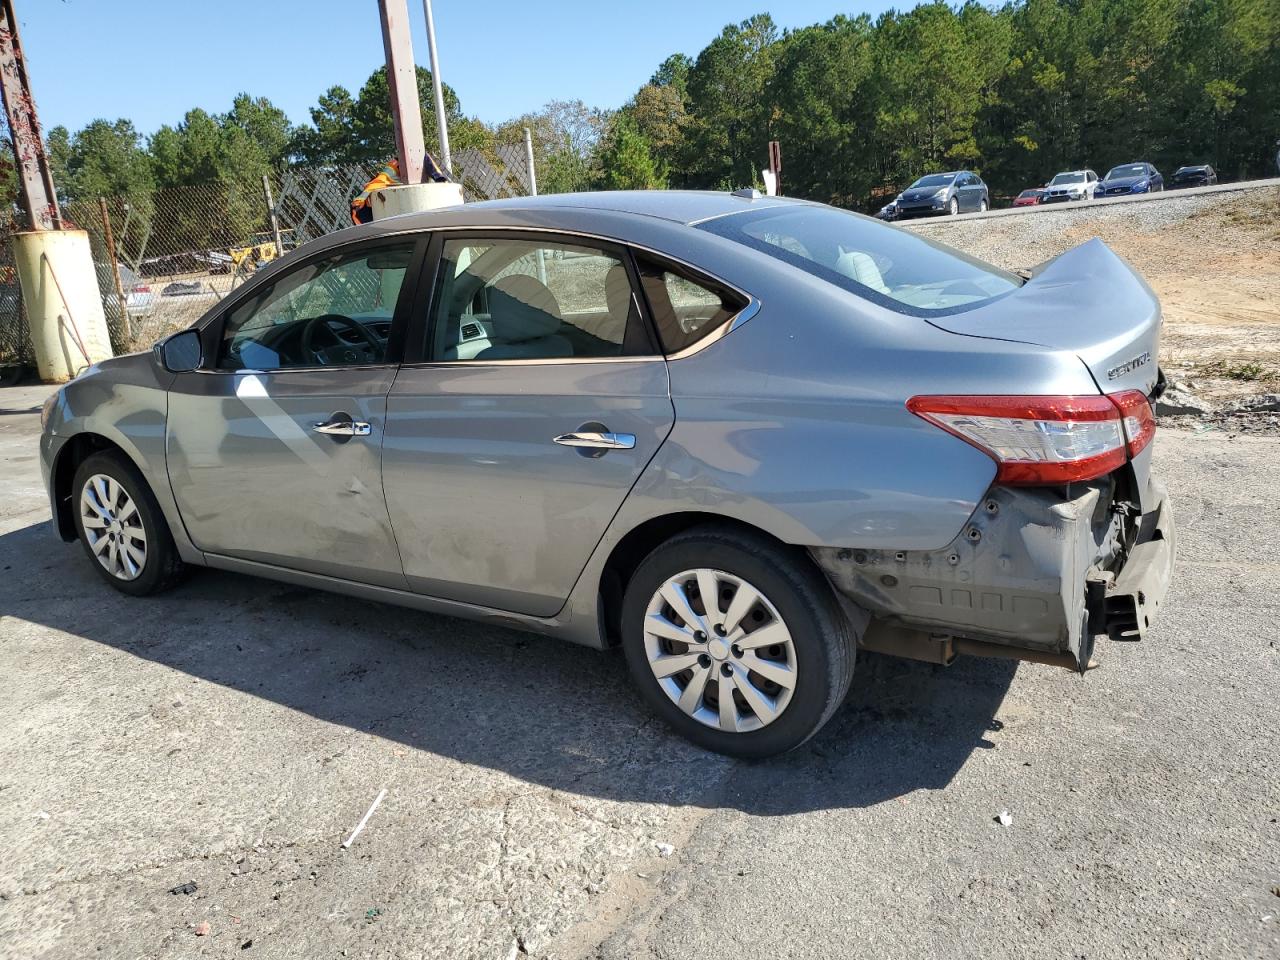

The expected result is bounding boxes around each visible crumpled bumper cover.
[813,479,1175,668]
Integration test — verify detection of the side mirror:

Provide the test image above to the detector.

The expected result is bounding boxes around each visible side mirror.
[155,329,202,373]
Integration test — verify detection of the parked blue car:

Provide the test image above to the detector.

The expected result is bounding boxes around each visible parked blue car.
[1097,162,1165,198]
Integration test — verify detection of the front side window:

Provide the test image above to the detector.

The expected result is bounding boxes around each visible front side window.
[218,242,413,369]
[699,206,1019,316]
[429,238,649,361]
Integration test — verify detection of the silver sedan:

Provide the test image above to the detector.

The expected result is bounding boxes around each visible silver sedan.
[40,191,1175,757]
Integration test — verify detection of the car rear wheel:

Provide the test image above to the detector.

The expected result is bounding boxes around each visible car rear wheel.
[72,451,185,596]
[620,526,858,758]
[979,198,988,212]
[948,196,959,215]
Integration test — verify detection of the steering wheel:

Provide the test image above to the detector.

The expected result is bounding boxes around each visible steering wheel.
[300,313,382,365]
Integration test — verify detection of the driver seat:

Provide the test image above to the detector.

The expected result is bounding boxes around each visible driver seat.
[474,275,572,360]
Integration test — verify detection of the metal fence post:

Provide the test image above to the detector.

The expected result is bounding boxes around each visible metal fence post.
[98,197,131,344]
[523,127,538,197]
[262,174,284,258]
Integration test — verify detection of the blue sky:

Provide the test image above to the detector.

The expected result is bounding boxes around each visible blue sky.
[19,0,897,136]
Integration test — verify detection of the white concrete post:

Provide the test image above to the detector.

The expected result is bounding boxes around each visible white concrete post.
[13,229,114,382]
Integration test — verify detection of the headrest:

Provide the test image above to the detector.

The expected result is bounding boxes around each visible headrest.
[489,275,563,342]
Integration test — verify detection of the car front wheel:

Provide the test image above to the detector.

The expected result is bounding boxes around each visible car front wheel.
[948,196,959,215]
[620,526,858,758]
[72,451,186,596]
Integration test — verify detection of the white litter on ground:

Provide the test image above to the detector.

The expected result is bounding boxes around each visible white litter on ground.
[342,788,388,849]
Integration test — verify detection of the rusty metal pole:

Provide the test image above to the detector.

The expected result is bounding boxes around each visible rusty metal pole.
[0,0,61,230]
[377,0,427,184]
[98,197,131,343]
[262,174,283,257]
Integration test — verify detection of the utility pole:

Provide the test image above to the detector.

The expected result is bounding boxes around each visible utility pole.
[0,0,113,381]
[0,0,60,230]
[422,0,452,174]
[378,0,427,184]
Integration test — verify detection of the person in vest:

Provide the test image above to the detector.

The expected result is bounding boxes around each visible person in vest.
[351,152,451,224]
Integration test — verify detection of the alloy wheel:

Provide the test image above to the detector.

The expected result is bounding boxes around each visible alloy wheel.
[642,568,797,733]
[80,473,147,581]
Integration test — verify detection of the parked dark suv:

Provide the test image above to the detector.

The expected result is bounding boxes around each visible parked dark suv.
[893,171,989,218]
[1170,165,1217,189]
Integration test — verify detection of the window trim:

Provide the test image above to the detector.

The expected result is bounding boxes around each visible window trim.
[406,228,665,367]
[191,232,430,375]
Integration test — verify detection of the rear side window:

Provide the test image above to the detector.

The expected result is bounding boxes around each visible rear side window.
[634,256,746,354]
[698,205,1019,316]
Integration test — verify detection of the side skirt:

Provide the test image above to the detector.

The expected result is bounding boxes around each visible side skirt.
[202,553,606,649]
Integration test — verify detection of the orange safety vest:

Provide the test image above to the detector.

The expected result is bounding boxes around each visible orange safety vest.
[351,160,403,224]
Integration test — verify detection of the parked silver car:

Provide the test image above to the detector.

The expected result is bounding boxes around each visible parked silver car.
[39,191,1175,757]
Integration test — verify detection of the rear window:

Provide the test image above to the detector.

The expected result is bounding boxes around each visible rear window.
[698,205,1020,316]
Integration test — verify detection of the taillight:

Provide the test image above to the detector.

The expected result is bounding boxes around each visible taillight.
[1110,389,1155,457]
[907,393,1155,486]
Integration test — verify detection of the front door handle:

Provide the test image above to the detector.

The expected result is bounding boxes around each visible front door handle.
[553,431,636,451]
[313,419,371,437]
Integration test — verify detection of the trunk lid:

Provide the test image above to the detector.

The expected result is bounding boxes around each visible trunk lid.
[925,238,1161,396]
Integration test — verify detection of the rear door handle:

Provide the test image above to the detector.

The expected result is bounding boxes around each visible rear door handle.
[313,419,371,437]
[553,431,636,450]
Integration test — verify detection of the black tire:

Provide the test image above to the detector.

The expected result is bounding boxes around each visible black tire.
[620,525,858,759]
[71,451,186,596]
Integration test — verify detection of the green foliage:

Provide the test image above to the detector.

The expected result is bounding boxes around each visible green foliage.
[494,99,607,194]
[595,115,667,190]
[289,65,478,165]
[47,119,154,201]
[595,0,1280,205]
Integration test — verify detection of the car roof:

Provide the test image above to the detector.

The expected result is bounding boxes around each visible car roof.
[452,190,794,226]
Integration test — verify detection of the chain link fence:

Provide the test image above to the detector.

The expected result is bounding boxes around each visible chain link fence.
[0,143,534,368]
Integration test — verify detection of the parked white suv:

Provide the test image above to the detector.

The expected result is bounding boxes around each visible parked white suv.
[1044,169,1098,202]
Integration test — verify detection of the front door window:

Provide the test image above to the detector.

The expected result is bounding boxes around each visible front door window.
[219,243,414,370]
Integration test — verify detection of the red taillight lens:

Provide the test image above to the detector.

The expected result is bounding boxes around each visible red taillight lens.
[907,393,1154,486]
[1110,389,1155,457]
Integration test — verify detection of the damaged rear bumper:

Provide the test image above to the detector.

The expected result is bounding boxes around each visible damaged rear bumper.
[812,478,1175,670]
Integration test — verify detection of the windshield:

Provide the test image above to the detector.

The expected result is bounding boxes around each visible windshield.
[698,206,1019,316]
[1106,164,1148,180]
[909,174,955,189]
[1017,190,1042,199]
[1050,173,1084,185]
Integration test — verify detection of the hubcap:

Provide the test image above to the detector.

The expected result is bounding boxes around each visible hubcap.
[80,474,147,581]
[643,568,797,733]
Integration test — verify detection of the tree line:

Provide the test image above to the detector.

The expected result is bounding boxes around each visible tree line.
[6,0,1277,231]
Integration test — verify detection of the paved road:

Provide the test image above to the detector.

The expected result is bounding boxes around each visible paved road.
[1,383,1277,959]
